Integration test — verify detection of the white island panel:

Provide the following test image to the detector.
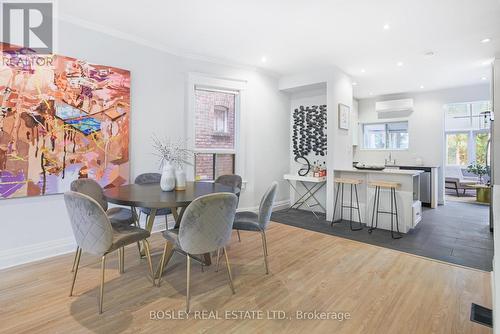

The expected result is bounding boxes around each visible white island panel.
[334,169,423,233]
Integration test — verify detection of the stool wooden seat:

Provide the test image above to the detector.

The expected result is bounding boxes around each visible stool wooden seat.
[368,180,402,239]
[368,181,399,189]
[331,178,363,231]
[335,178,363,185]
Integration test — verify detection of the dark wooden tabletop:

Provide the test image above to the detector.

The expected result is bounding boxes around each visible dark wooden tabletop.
[103,181,237,208]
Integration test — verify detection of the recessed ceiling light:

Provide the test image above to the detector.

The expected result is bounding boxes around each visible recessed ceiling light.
[352,82,358,86]
[383,23,390,30]
[361,69,366,73]
[261,56,267,63]
[369,92,373,96]
[481,76,487,80]
[481,38,491,43]
[420,85,424,89]
[397,61,404,67]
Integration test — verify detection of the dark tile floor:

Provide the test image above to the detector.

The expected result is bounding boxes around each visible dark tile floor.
[271,201,493,271]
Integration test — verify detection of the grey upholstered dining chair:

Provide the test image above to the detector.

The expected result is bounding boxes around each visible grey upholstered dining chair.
[156,192,238,312]
[64,191,154,314]
[225,181,278,274]
[215,174,243,240]
[134,173,172,226]
[70,179,137,273]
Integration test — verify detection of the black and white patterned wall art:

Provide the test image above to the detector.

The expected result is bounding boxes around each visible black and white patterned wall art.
[292,105,327,158]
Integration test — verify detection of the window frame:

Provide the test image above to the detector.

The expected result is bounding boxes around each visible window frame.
[361,121,409,151]
[213,105,229,134]
[187,73,247,182]
[444,101,491,166]
[445,129,490,166]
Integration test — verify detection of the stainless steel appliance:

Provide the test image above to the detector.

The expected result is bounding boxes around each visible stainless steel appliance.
[481,109,494,232]
[399,166,432,206]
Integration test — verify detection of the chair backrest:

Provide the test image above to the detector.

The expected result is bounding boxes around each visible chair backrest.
[445,166,464,180]
[64,191,113,256]
[70,179,108,211]
[134,173,161,185]
[178,192,238,255]
[215,175,243,197]
[258,181,278,230]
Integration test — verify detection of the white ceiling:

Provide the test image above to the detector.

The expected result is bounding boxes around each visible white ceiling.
[58,0,500,98]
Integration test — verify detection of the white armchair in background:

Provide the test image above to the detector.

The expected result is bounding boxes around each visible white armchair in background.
[445,165,480,196]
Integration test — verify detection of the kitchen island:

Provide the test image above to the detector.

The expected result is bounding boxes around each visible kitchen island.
[334,168,423,233]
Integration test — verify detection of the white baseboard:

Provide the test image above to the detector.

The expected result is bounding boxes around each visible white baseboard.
[0,199,291,270]
[236,199,290,214]
[0,237,76,270]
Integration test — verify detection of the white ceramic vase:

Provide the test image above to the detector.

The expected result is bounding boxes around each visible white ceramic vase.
[175,167,187,191]
[160,161,176,191]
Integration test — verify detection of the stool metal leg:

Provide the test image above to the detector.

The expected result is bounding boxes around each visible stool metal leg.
[340,183,344,222]
[331,183,341,226]
[391,188,402,239]
[390,187,394,236]
[332,181,363,231]
[349,184,353,228]
[369,186,380,233]
[351,184,363,231]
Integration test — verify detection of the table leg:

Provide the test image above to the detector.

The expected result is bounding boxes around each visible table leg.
[287,180,312,210]
[301,182,327,212]
[173,206,187,229]
[203,253,212,266]
[171,207,179,222]
[145,208,157,232]
[139,208,157,257]
[289,181,326,219]
[131,206,142,257]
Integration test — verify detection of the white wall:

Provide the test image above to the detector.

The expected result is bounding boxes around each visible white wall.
[288,88,327,210]
[326,68,354,221]
[0,20,291,269]
[279,67,354,221]
[354,84,490,204]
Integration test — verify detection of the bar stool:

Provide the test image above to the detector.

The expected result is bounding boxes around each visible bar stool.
[331,178,363,231]
[368,181,402,239]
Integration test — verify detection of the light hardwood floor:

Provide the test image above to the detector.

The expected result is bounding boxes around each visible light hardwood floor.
[0,223,492,334]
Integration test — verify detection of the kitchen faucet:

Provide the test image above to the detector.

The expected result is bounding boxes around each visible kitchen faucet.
[385,153,396,166]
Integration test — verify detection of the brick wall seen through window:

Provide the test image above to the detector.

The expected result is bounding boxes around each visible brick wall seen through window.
[194,89,236,180]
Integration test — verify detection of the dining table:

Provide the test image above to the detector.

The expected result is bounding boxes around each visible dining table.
[103,181,239,265]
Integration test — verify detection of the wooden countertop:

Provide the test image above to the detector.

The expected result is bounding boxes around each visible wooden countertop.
[335,168,424,176]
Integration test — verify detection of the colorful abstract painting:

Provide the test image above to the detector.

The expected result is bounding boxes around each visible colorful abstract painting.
[0,43,130,199]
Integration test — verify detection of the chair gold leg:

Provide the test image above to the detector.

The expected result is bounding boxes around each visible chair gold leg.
[99,255,106,314]
[71,246,79,272]
[156,242,175,286]
[69,247,82,296]
[142,239,154,286]
[223,247,235,294]
[236,230,241,242]
[186,255,191,313]
[215,248,221,272]
[261,231,269,274]
[118,247,124,274]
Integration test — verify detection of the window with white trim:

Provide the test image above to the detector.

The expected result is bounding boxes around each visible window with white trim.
[214,105,229,134]
[194,87,238,180]
[444,101,491,166]
[362,121,409,150]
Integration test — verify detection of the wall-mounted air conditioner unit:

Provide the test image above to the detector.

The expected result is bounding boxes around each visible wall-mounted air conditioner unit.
[376,98,414,114]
